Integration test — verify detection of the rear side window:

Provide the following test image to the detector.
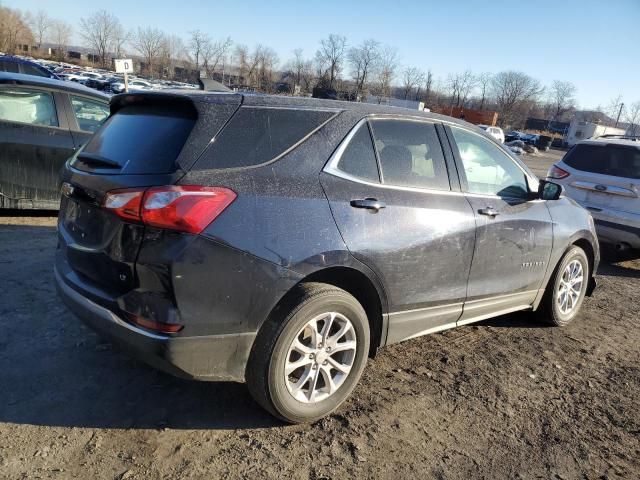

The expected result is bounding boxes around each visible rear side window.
[563,144,640,179]
[21,63,49,77]
[205,107,335,169]
[70,96,109,132]
[370,119,450,190]
[0,88,58,127]
[336,123,380,183]
[75,104,195,174]
[0,60,19,73]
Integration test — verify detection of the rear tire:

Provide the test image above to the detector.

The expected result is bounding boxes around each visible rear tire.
[246,282,370,424]
[538,246,590,327]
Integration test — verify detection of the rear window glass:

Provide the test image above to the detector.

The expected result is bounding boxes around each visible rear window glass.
[0,60,19,73]
[204,107,335,169]
[564,144,640,179]
[74,104,195,174]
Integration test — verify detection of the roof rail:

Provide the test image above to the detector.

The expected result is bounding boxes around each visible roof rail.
[596,134,640,141]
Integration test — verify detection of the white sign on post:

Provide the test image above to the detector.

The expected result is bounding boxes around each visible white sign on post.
[114,59,133,93]
[114,59,133,73]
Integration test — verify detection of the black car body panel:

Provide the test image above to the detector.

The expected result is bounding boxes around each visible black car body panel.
[0,73,109,209]
[54,90,599,381]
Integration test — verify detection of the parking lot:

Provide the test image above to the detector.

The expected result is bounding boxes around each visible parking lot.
[0,149,638,480]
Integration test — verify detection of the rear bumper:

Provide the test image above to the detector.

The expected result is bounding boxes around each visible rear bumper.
[591,212,640,249]
[55,266,255,382]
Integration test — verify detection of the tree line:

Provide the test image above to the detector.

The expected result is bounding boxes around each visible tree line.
[1,5,639,130]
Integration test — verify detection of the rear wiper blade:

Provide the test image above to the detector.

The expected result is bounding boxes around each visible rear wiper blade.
[76,152,122,169]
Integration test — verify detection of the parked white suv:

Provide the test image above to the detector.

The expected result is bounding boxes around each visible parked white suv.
[548,136,640,252]
[478,124,505,143]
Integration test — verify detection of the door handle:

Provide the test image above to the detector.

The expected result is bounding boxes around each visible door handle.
[478,206,499,217]
[350,198,386,212]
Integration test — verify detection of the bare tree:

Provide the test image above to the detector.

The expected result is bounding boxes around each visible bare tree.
[372,45,398,103]
[550,80,576,119]
[625,101,640,136]
[605,95,625,126]
[131,27,164,77]
[49,20,72,61]
[422,70,434,106]
[477,72,492,110]
[289,48,306,87]
[111,24,129,59]
[0,6,33,55]
[189,30,209,71]
[315,34,347,89]
[491,71,544,126]
[202,36,233,78]
[79,10,123,67]
[234,44,249,84]
[348,39,380,100]
[401,66,424,100]
[159,35,185,79]
[29,10,50,49]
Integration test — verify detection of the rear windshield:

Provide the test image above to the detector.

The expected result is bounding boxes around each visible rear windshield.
[73,104,195,174]
[564,144,640,179]
[199,106,335,169]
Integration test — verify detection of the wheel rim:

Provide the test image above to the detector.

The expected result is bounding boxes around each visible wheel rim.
[284,312,357,403]
[556,259,584,315]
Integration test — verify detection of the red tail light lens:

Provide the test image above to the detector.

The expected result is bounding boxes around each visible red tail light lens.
[103,189,144,222]
[142,186,236,234]
[124,313,183,334]
[104,186,236,234]
[547,165,570,179]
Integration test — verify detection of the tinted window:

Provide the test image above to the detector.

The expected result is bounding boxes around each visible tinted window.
[75,104,195,174]
[206,107,334,169]
[451,127,528,198]
[0,88,58,127]
[563,144,640,179]
[370,119,450,190]
[337,123,380,182]
[20,63,49,77]
[0,60,19,73]
[70,96,109,132]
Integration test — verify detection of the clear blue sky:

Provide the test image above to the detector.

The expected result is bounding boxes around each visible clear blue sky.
[8,0,640,109]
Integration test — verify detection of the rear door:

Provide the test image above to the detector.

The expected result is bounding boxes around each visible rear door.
[321,118,476,343]
[446,125,553,323]
[560,143,640,214]
[0,85,75,209]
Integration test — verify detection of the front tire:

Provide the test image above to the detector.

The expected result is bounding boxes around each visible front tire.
[246,283,370,424]
[538,246,590,327]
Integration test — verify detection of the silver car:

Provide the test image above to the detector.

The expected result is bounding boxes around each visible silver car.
[548,136,640,252]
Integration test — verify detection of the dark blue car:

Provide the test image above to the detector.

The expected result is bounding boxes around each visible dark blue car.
[0,56,60,80]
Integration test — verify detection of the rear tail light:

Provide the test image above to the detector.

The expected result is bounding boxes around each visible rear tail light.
[104,185,236,234]
[125,313,183,334]
[547,164,570,179]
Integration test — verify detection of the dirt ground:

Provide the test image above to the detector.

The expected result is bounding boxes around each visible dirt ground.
[1,150,639,479]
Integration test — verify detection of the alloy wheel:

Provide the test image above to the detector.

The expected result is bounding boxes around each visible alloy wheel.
[284,312,357,403]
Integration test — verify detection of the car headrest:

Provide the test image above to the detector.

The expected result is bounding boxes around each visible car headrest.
[380,145,413,176]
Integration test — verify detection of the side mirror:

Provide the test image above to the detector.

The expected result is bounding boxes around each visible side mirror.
[538,180,563,201]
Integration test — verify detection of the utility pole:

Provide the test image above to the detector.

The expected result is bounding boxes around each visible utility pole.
[615,102,624,127]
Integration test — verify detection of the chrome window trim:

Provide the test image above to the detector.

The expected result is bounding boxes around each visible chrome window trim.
[324,116,461,196]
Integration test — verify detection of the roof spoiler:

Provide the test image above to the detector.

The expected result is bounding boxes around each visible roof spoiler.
[198,77,232,93]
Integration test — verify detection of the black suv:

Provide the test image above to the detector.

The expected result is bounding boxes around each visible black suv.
[55,91,598,423]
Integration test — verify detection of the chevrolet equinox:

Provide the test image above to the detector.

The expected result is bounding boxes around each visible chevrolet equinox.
[55,91,599,423]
